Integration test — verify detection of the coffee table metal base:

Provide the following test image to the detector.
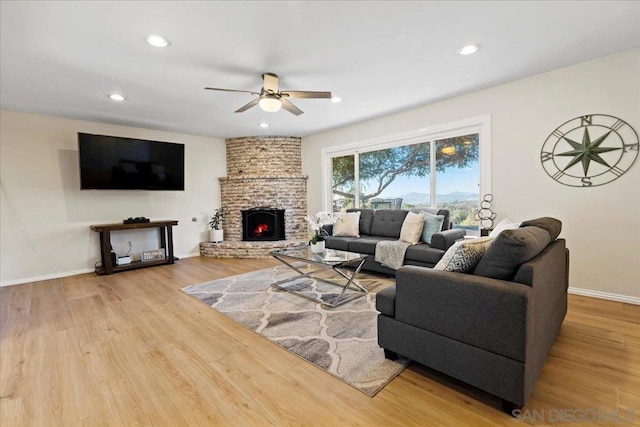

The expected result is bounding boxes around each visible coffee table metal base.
[271,253,368,308]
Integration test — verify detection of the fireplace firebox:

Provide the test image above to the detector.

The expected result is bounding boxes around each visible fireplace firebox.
[242,208,285,241]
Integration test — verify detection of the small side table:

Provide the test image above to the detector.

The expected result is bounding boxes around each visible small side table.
[90,220,178,275]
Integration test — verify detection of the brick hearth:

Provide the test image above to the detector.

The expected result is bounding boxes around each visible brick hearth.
[200,136,308,258]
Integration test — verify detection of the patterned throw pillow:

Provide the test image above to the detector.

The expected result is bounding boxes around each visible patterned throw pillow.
[421,212,445,244]
[434,237,494,273]
[332,211,361,237]
[400,212,425,244]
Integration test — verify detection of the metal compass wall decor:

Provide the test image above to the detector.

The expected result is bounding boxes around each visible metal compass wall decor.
[540,114,639,187]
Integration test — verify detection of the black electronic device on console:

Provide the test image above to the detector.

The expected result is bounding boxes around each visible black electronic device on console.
[123,217,150,224]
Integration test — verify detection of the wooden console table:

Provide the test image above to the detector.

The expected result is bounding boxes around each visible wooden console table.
[90,220,178,275]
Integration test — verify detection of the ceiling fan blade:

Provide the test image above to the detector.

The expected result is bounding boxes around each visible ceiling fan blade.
[234,98,260,113]
[262,73,279,93]
[281,91,332,99]
[205,87,260,96]
[281,98,304,116]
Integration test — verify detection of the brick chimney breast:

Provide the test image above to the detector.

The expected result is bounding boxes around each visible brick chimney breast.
[201,136,308,258]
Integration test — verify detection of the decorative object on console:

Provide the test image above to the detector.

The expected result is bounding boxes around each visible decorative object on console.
[473,194,496,236]
[141,248,165,262]
[209,208,225,242]
[124,217,150,224]
[541,114,638,187]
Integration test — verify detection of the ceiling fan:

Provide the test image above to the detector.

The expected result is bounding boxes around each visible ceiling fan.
[205,73,332,116]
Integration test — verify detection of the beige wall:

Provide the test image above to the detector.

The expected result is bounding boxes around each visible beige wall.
[0,110,226,285]
[302,48,640,301]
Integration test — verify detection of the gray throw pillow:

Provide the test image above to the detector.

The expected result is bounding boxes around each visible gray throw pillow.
[520,217,562,241]
[473,226,551,280]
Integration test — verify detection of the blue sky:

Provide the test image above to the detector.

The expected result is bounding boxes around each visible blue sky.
[362,163,480,197]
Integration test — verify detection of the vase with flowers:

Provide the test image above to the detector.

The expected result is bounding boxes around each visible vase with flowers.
[305,211,336,253]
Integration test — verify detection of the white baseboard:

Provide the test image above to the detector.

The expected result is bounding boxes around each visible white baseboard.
[0,252,201,287]
[1,268,95,287]
[568,287,640,305]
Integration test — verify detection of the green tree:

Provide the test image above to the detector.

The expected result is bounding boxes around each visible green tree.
[332,134,479,204]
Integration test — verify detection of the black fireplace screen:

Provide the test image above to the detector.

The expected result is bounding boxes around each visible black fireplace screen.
[241,208,285,241]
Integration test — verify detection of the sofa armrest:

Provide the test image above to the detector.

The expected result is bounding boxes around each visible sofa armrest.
[430,228,466,250]
[395,266,532,362]
[321,224,333,235]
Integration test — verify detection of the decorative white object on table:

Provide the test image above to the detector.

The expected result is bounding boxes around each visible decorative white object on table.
[305,211,339,251]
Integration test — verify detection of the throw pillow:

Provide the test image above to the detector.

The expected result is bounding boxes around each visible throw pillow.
[520,217,562,241]
[489,218,521,238]
[399,212,425,244]
[473,226,551,281]
[434,237,493,273]
[421,212,444,244]
[332,211,361,237]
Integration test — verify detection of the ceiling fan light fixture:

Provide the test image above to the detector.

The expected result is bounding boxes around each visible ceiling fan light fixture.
[259,95,282,112]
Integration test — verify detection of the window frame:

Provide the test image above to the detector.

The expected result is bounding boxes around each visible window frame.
[321,115,491,212]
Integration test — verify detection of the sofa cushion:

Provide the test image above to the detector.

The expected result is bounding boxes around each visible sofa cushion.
[400,212,425,244]
[421,212,444,244]
[333,211,361,237]
[347,208,375,235]
[405,244,446,265]
[348,236,397,255]
[323,236,360,251]
[520,217,562,241]
[370,209,408,238]
[474,226,551,280]
[434,237,494,273]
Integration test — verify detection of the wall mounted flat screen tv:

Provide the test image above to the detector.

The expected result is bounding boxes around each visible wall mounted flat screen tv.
[78,133,185,190]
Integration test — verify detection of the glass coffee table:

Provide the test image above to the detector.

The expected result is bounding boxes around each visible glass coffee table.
[270,246,369,308]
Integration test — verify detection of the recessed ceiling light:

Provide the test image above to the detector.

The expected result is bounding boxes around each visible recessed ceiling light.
[146,35,170,48]
[259,122,269,128]
[458,44,479,55]
[109,94,126,101]
[331,96,342,103]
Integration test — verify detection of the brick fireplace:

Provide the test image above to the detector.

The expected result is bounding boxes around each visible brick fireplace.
[199,136,308,258]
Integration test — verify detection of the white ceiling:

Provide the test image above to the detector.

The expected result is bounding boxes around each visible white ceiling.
[1,1,639,139]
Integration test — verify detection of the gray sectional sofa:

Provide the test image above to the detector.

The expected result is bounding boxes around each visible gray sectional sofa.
[323,208,465,275]
[376,218,569,412]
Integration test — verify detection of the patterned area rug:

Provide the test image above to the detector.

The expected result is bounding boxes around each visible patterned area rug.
[182,264,409,396]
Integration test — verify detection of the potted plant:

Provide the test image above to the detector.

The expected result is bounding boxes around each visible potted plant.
[305,212,335,253]
[209,208,225,242]
[310,230,326,253]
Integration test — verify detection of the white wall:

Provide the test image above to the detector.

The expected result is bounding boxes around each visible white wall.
[0,110,226,285]
[302,48,640,302]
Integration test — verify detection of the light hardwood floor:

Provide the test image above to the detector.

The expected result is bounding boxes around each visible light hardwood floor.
[1,257,638,426]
